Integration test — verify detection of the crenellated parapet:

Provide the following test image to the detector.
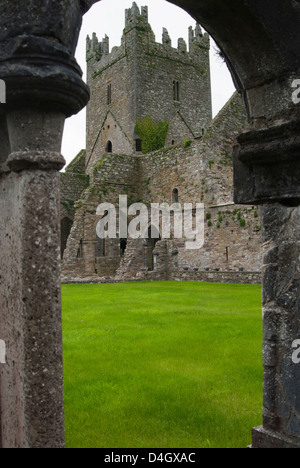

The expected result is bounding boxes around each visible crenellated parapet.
[86,32,110,60]
[189,24,210,54]
[125,2,149,27]
[86,3,210,67]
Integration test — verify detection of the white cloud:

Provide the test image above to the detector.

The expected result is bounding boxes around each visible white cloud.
[62,0,235,167]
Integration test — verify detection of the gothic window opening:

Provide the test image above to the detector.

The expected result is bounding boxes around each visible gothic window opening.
[106,140,112,153]
[172,188,179,203]
[173,80,180,101]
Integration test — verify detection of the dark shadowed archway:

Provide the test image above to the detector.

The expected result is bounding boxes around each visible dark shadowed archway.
[0,0,300,449]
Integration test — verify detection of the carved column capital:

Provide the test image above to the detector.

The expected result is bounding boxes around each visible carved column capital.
[0,1,90,117]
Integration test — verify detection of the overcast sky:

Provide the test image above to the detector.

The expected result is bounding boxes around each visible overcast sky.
[61,0,235,166]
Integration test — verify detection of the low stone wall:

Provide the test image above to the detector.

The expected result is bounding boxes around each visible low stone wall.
[61,270,261,285]
[168,270,261,284]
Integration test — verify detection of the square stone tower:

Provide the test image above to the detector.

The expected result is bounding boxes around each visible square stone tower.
[85,2,212,174]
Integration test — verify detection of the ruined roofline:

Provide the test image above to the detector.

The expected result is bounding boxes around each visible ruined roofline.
[86,2,210,63]
[206,91,245,131]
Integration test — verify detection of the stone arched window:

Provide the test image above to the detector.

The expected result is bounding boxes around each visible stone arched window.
[173,80,180,101]
[172,188,179,203]
[106,141,112,153]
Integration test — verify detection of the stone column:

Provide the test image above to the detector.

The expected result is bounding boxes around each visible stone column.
[0,110,66,448]
[0,0,91,448]
[252,204,300,448]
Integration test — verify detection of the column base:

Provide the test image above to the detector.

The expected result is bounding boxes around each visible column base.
[251,426,300,448]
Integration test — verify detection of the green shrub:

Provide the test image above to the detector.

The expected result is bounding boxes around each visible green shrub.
[135,116,169,154]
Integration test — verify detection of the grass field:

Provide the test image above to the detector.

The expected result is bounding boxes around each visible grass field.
[62,281,263,449]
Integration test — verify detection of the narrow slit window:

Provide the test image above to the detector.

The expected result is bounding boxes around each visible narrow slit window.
[173,80,180,101]
[107,83,112,105]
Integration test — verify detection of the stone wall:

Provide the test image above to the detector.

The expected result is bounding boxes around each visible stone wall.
[138,93,262,275]
[60,150,89,220]
[61,270,261,285]
[61,152,141,278]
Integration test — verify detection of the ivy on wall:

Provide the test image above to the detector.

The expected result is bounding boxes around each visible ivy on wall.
[135,116,169,154]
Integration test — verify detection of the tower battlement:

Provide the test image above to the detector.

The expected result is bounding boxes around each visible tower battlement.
[125,2,149,27]
[86,32,109,59]
[86,3,210,65]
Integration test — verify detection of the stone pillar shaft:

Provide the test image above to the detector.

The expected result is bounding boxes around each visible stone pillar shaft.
[252,204,300,448]
[0,109,66,448]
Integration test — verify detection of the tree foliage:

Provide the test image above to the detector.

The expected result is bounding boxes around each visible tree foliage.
[135,116,169,154]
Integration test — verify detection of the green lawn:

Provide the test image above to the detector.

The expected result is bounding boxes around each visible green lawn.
[62,281,263,449]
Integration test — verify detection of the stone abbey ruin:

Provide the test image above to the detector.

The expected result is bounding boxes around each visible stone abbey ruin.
[0,0,300,449]
[61,4,262,285]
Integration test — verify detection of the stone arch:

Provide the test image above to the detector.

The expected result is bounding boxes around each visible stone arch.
[1,0,300,449]
[172,188,179,204]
